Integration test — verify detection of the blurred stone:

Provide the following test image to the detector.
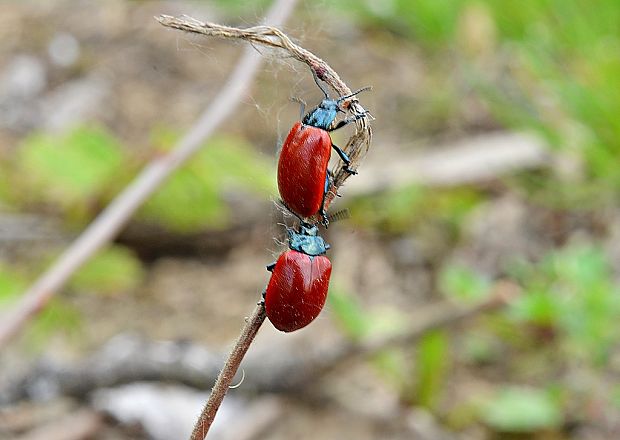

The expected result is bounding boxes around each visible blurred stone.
[0,212,67,261]
[0,55,47,132]
[47,33,80,67]
[40,75,110,132]
[0,55,47,99]
[92,383,209,440]
[405,408,458,440]
[91,382,283,440]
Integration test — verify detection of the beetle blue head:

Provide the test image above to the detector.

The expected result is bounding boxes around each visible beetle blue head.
[302,99,340,130]
[303,71,372,131]
[288,224,330,256]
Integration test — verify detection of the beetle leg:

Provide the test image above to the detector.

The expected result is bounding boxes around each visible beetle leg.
[328,112,367,132]
[332,143,357,175]
[320,207,329,228]
[319,172,330,228]
[266,262,276,272]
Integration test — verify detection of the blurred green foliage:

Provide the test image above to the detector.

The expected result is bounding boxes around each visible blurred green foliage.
[25,299,82,350]
[330,3,620,430]
[335,0,465,47]
[211,0,271,16]
[329,285,408,338]
[343,0,620,202]
[141,134,275,232]
[0,265,28,306]
[349,185,481,235]
[0,246,143,342]
[480,386,563,432]
[437,243,620,428]
[440,264,492,304]
[11,126,127,222]
[414,331,449,410]
[508,244,620,366]
[69,245,143,295]
[1,124,274,342]
[3,126,274,232]
[328,286,409,387]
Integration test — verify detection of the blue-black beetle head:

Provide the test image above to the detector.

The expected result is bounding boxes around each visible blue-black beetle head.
[288,224,330,256]
[302,99,340,130]
[302,72,372,130]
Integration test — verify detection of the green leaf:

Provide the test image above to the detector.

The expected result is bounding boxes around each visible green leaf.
[0,265,27,306]
[415,331,449,410]
[481,387,562,432]
[16,126,126,210]
[350,186,481,235]
[328,286,371,340]
[439,264,491,303]
[141,134,275,232]
[329,287,408,340]
[69,246,143,295]
[26,299,82,348]
[510,289,560,327]
[329,286,408,385]
[507,243,620,364]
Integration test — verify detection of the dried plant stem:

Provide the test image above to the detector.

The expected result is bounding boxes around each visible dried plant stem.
[0,0,297,348]
[156,13,373,220]
[191,304,266,440]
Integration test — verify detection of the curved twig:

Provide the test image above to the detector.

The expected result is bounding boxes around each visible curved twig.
[156,14,373,222]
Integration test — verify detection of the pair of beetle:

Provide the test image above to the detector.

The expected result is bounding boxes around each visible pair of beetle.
[264,75,369,332]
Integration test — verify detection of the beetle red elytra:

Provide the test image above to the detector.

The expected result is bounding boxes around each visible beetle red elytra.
[277,72,370,226]
[264,225,332,332]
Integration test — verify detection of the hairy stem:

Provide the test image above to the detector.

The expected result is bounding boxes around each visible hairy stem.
[191,303,266,440]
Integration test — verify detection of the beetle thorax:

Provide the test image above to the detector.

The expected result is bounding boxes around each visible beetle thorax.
[288,226,329,256]
[303,99,339,130]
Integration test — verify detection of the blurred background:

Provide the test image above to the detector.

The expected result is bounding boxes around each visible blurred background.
[1,0,620,439]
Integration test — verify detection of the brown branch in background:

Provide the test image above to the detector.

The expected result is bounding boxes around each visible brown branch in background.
[1,285,519,406]
[309,281,520,380]
[156,10,373,440]
[0,0,296,348]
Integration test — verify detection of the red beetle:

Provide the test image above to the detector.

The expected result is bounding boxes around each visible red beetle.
[277,75,370,225]
[264,225,332,332]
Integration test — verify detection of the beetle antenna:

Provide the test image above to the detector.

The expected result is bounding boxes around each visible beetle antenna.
[337,86,373,103]
[326,208,350,224]
[311,69,331,99]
